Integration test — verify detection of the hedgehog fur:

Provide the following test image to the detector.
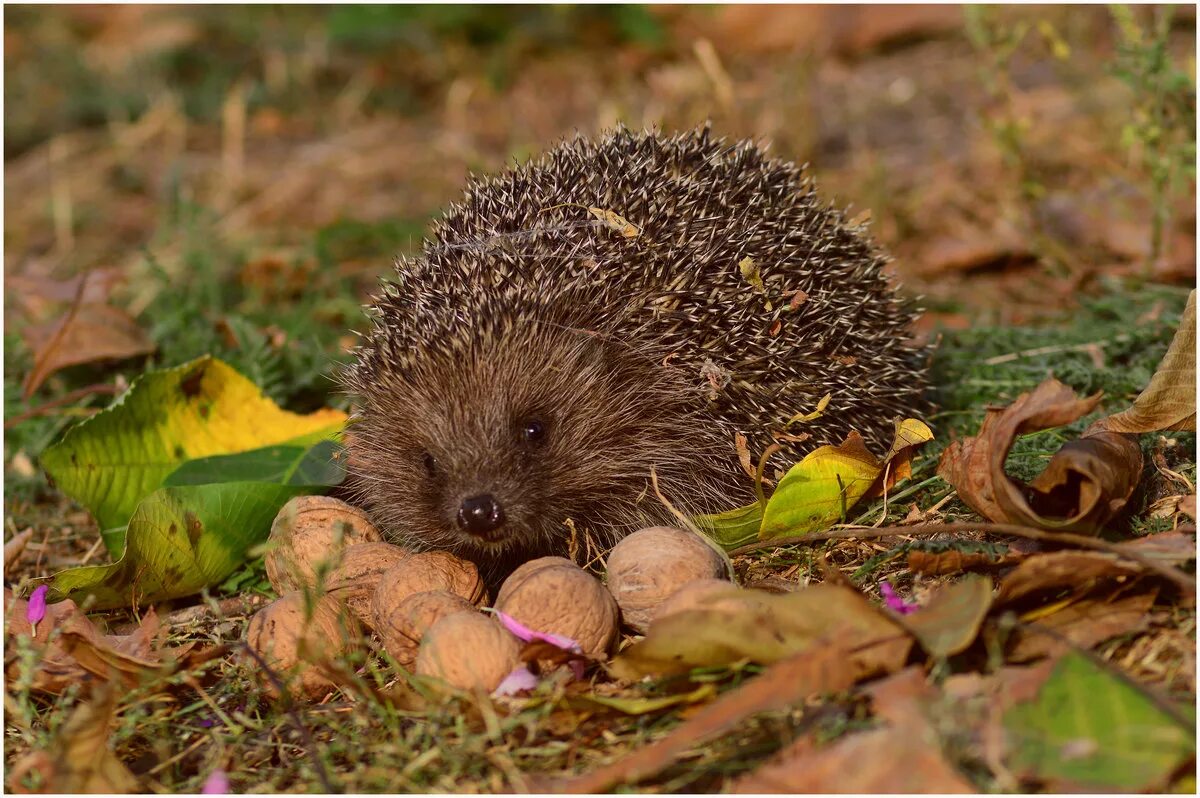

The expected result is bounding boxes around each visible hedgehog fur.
[343,125,928,575]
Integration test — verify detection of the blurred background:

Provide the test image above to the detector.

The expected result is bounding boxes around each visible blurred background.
[4,3,1196,428]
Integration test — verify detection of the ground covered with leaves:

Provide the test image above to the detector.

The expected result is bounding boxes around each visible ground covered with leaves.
[4,5,1197,794]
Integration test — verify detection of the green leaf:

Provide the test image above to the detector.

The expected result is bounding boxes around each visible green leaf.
[1004,652,1195,790]
[163,439,346,488]
[759,437,880,539]
[48,482,316,610]
[40,356,346,555]
[693,502,763,551]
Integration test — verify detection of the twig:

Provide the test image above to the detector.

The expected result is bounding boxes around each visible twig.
[6,383,120,428]
[730,522,1196,592]
[983,340,1110,366]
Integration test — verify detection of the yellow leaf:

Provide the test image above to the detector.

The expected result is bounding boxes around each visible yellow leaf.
[1093,289,1196,433]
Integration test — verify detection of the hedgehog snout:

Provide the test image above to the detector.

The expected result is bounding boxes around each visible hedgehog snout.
[456,493,507,541]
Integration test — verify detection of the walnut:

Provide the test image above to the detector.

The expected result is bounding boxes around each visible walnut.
[244,592,360,700]
[325,542,411,627]
[374,550,489,607]
[373,589,474,668]
[605,526,727,632]
[415,611,521,692]
[264,495,384,595]
[494,557,618,658]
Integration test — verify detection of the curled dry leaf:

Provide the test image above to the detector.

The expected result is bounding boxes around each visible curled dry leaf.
[4,590,182,694]
[937,378,1142,533]
[1091,289,1196,434]
[21,302,155,399]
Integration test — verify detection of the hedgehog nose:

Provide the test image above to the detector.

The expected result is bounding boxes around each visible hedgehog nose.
[457,494,506,538]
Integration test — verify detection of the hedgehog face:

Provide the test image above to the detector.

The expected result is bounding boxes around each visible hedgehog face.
[345,322,741,577]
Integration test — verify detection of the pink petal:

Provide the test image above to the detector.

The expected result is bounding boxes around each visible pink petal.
[201,769,229,794]
[492,666,540,697]
[492,610,582,653]
[26,585,48,631]
[879,581,919,615]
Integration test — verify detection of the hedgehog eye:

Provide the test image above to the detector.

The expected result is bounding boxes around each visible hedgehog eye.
[421,452,439,477]
[520,418,546,446]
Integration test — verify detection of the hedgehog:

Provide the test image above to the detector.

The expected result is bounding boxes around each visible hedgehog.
[342,126,928,578]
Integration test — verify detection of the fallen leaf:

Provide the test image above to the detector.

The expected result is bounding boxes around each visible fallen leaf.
[6,267,124,324]
[40,355,345,554]
[760,420,933,540]
[1116,531,1196,565]
[1008,589,1157,662]
[22,303,155,398]
[730,667,974,792]
[1092,289,1196,434]
[587,207,639,239]
[609,583,911,679]
[5,529,34,570]
[937,378,1143,533]
[995,551,1142,608]
[693,502,763,551]
[8,684,139,792]
[553,636,872,793]
[567,683,717,715]
[899,574,994,658]
[908,544,1021,575]
[1003,652,1194,791]
[5,589,191,694]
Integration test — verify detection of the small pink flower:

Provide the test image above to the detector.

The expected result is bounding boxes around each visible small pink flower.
[879,581,919,615]
[493,666,540,697]
[201,769,229,794]
[492,610,582,653]
[26,585,48,637]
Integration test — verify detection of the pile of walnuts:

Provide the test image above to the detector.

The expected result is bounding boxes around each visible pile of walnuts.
[245,496,734,697]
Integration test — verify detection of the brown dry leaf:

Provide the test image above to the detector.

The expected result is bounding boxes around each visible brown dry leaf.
[1117,531,1196,565]
[587,207,640,239]
[5,591,178,694]
[730,667,974,793]
[698,5,961,57]
[21,303,155,398]
[6,268,124,324]
[553,637,869,793]
[5,529,34,570]
[937,378,1143,533]
[8,683,139,793]
[908,546,1022,576]
[609,583,911,679]
[1092,290,1196,434]
[899,574,994,658]
[1008,589,1157,662]
[994,551,1142,608]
